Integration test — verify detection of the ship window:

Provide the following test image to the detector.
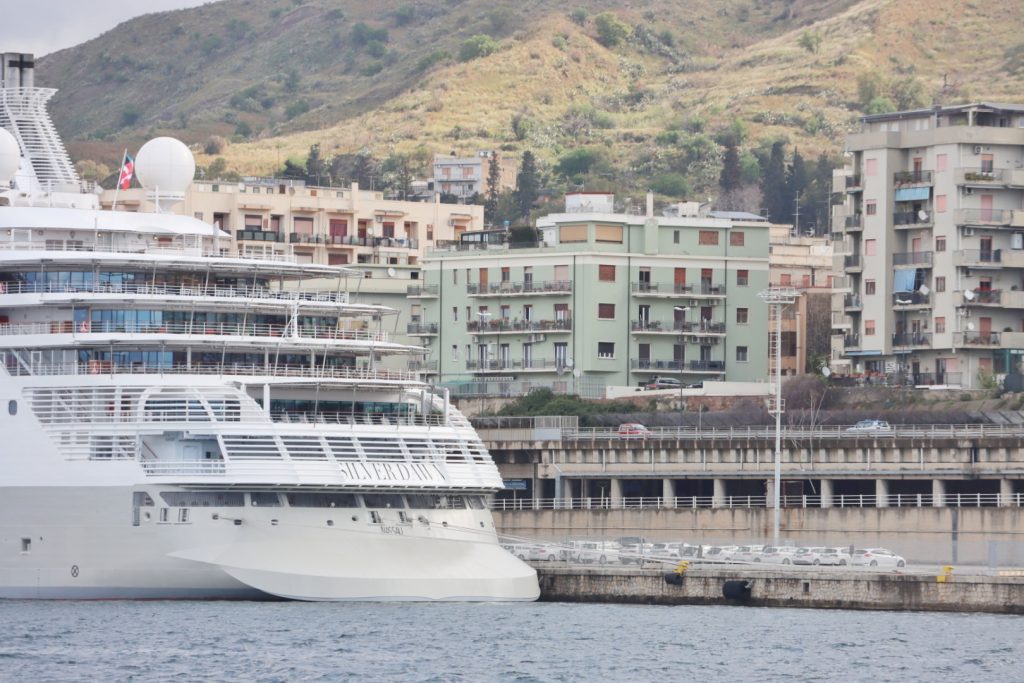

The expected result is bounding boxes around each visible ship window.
[287,492,359,508]
[179,509,190,523]
[7,400,15,416]
[159,508,169,522]
[363,494,405,509]
[21,538,30,553]
[250,492,281,507]
[398,511,411,523]
[406,495,442,509]
[161,492,244,507]
[467,496,485,510]
[369,511,382,524]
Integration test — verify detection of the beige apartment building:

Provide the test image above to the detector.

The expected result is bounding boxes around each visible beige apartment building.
[831,103,1024,388]
[431,152,516,203]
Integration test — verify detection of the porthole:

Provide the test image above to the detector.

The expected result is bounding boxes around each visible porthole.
[8,400,16,416]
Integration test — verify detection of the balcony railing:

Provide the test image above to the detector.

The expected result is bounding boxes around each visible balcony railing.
[964,289,1001,305]
[406,323,439,335]
[912,372,963,387]
[323,235,418,249]
[630,359,725,372]
[893,251,933,266]
[465,358,559,371]
[843,255,861,269]
[843,294,862,309]
[632,283,726,296]
[892,291,930,306]
[467,280,572,295]
[688,360,725,371]
[676,321,727,334]
[956,331,1001,346]
[893,170,933,185]
[956,208,1013,226]
[406,284,439,297]
[955,249,1001,267]
[892,332,932,348]
[0,281,349,304]
[845,174,862,190]
[0,320,389,343]
[959,168,1007,184]
[466,318,572,333]
[844,214,863,230]
[893,211,933,227]
[843,334,860,349]
[236,230,284,243]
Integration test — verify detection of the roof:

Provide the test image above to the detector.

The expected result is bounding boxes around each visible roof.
[861,102,1024,124]
[708,210,767,222]
[0,206,230,238]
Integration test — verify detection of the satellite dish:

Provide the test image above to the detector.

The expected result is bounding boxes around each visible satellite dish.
[565,358,574,368]
[572,368,582,378]
[821,366,832,378]
[963,289,976,301]
[386,267,397,278]
[967,322,976,331]
[918,285,930,295]
[918,210,929,221]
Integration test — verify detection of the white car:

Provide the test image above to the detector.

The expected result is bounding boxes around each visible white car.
[759,546,798,564]
[619,542,655,564]
[846,419,893,433]
[816,547,853,566]
[791,547,822,565]
[650,542,683,561]
[575,541,619,564]
[852,548,907,568]
[703,545,739,562]
[730,545,767,563]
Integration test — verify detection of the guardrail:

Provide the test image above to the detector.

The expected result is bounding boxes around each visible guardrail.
[0,281,349,303]
[5,362,422,383]
[0,320,387,343]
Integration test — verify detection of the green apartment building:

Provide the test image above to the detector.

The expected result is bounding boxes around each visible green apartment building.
[414,194,771,396]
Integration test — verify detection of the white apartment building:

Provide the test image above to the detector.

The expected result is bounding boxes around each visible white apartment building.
[831,103,1024,388]
[431,152,516,202]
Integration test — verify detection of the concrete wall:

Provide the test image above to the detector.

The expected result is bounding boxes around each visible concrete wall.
[495,507,1024,565]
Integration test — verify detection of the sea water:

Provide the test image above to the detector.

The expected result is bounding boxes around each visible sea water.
[1,601,1021,682]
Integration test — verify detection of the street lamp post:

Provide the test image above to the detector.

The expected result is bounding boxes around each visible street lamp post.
[758,287,797,548]
[673,306,690,419]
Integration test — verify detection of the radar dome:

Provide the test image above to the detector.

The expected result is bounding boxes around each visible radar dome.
[0,127,20,184]
[135,137,195,194]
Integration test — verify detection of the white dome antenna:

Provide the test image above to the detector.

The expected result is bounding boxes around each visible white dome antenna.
[135,137,195,212]
[0,127,20,185]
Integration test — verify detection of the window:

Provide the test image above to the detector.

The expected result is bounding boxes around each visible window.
[780,273,792,286]
[559,224,588,243]
[737,269,749,286]
[936,236,946,252]
[737,308,748,324]
[865,280,876,295]
[935,317,945,334]
[595,224,623,243]
[597,342,615,358]
[730,231,745,246]
[935,276,945,292]
[501,267,510,282]
[451,345,459,361]
[865,320,876,336]
[865,158,877,176]
[452,307,458,322]
[699,230,719,245]
[936,153,948,172]
[736,346,748,362]
[865,239,876,256]
[453,269,459,285]
[598,264,616,281]
[866,201,877,216]
[935,195,947,213]
[21,538,30,553]
[598,303,615,319]
[7,400,15,416]
[673,230,680,244]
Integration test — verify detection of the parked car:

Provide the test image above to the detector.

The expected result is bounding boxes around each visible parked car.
[527,544,561,562]
[703,545,739,562]
[760,546,798,564]
[852,548,907,568]
[731,545,767,563]
[575,541,619,564]
[816,547,853,566]
[618,423,651,438]
[619,542,655,564]
[650,542,684,561]
[791,547,823,565]
[846,419,893,433]
[646,377,683,390]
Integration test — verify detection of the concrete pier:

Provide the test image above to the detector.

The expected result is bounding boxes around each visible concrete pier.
[535,565,1024,614]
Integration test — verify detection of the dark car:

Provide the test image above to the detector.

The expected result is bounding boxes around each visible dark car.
[646,377,683,390]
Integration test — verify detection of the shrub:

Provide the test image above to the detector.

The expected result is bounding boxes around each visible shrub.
[799,30,823,53]
[594,12,631,48]
[120,105,141,128]
[366,40,387,59]
[649,172,690,198]
[459,35,498,62]
[569,8,588,26]
[393,5,415,26]
[284,100,310,119]
[204,135,228,155]
[416,50,448,73]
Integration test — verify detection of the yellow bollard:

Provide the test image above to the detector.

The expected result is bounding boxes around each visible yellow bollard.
[674,561,690,575]
[936,565,954,583]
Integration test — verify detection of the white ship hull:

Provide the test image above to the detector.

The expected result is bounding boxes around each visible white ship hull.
[1,486,539,601]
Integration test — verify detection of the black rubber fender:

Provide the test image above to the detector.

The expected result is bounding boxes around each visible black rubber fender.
[722,579,753,600]
[663,572,683,586]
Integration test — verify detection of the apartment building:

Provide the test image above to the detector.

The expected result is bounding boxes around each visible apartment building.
[431,152,516,202]
[831,103,1024,388]
[416,194,772,395]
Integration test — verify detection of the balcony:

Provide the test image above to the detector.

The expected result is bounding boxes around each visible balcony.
[956,168,1010,187]
[466,358,559,372]
[289,233,326,245]
[843,255,862,272]
[843,334,860,350]
[845,174,862,192]
[955,208,1015,228]
[688,360,726,372]
[893,211,933,229]
[954,249,1001,268]
[891,332,932,349]
[630,359,725,373]
[467,280,572,296]
[406,284,439,297]
[466,318,572,334]
[675,321,726,335]
[236,230,283,243]
[892,291,930,308]
[893,251,932,267]
[955,331,1001,347]
[631,282,727,297]
[960,288,1002,306]
[831,311,852,329]
[844,214,863,232]
[323,235,418,249]
[407,359,438,373]
[406,323,439,336]
[912,372,963,387]
[843,294,862,311]
[893,170,933,186]
[631,320,683,334]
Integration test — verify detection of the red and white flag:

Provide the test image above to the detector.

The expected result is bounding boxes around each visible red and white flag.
[117,152,134,190]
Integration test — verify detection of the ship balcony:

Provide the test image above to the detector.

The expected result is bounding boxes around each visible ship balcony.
[631,282,727,298]
[630,358,726,374]
[0,320,390,345]
[892,291,931,309]
[0,281,350,307]
[953,249,1002,268]
[466,318,572,334]
[893,211,933,229]
[406,323,439,336]
[466,280,572,296]
[955,208,1019,229]
[843,294,862,311]
[406,284,439,298]
[893,170,934,187]
[465,358,559,373]
[893,251,932,268]
[891,332,932,350]
[5,362,421,385]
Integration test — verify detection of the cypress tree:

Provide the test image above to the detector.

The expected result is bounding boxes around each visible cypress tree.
[761,141,787,222]
[515,151,539,220]
[719,143,742,193]
[786,148,808,229]
[485,153,501,225]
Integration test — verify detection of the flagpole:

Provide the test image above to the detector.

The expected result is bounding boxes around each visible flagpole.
[111,148,128,211]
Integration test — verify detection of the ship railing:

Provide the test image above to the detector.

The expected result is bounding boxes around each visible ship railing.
[556,423,1024,442]
[0,320,389,343]
[7,362,422,383]
[270,411,449,427]
[0,280,350,304]
[0,240,300,263]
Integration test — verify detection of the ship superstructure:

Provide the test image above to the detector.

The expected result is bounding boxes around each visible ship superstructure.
[0,53,538,601]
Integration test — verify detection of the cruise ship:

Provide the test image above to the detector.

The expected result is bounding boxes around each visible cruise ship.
[0,53,538,601]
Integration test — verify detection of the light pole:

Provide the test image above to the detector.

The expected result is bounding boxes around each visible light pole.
[673,306,690,421]
[758,287,797,548]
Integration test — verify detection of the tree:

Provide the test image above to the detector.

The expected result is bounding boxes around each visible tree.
[799,30,823,53]
[305,144,326,185]
[555,147,604,178]
[351,152,377,189]
[786,148,808,230]
[719,144,742,193]
[857,71,886,109]
[484,154,501,225]
[515,151,539,219]
[892,76,929,110]
[382,153,413,199]
[594,12,631,48]
[761,141,787,223]
[459,35,498,62]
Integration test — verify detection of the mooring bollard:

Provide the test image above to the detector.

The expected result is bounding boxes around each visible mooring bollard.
[936,565,955,583]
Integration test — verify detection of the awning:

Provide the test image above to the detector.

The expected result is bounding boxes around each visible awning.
[846,350,883,356]
[893,269,916,292]
[895,187,930,202]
